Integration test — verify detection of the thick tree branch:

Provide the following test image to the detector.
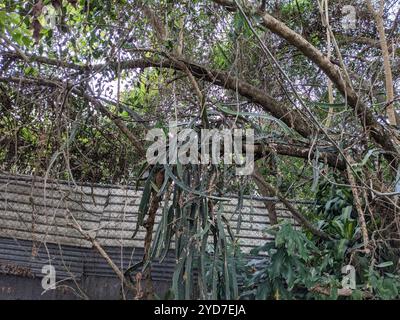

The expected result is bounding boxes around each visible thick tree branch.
[212,0,399,165]
[4,52,312,138]
[0,76,346,170]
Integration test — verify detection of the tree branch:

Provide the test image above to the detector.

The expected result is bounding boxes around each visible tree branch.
[252,166,331,240]
[211,0,399,165]
[0,76,347,170]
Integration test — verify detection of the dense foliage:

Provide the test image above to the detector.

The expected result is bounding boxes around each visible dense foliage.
[0,0,399,299]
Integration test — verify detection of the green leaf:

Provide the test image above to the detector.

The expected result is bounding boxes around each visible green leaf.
[376,261,394,268]
[217,105,300,138]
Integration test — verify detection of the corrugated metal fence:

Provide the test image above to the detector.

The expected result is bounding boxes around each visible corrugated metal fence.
[0,173,307,299]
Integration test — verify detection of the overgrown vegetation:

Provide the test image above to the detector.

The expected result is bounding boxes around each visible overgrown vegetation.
[0,0,399,299]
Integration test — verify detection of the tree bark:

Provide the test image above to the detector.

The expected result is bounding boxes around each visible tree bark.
[366,0,398,126]
[253,163,278,225]
[212,0,399,165]
[142,169,165,300]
